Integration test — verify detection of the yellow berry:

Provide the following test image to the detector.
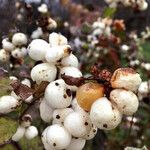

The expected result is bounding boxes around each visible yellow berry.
[76,82,104,111]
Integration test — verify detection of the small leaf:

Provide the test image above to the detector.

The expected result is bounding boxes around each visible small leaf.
[11,80,34,100]
[103,7,116,18]
[0,77,11,97]
[0,117,17,144]
[61,74,85,87]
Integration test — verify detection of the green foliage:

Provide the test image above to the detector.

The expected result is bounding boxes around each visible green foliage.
[81,23,92,34]
[141,42,150,61]
[0,77,11,97]
[19,136,43,150]
[0,117,17,144]
[103,7,116,18]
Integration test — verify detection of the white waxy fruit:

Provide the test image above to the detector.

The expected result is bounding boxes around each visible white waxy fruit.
[83,124,97,140]
[0,96,18,114]
[11,91,20,100]
[111,68,142,92]
[12,33,27,46]
[110,89,139,115]
[44,79,72,109]
[52,108,74,125]
[49,32,68,47]
[28,39,50,61]
[0,49,10,62]
[59,66,82,91]
[25,126,38,140]
[138,1,148,11]
[31,27,43,39]
[11,48,24,58]
[40,98,53,123]
[12,126,26,141]
[64,112,92,137]
[138,81,149,95]
[38,3,48,14]
[61,53,79,68]
[21,78,31,87]
[41,127,54,150]
[2,38,14,52]
[66,137,86,150]
[45,45,71,64]
[20,47,28,56]
[43,124,71,149]
[90,97,115,129]
[31,63,57,84]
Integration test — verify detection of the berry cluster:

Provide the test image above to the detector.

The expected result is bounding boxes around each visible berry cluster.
[105,0,148,11]
[0,32,28,62]
[0,32,142,150]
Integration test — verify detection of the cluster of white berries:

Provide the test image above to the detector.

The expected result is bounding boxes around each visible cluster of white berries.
[28,32,142,149]
[104,0,148,11]
[0,32,28,62]
[1,31,141,149]
[92,18,111,37]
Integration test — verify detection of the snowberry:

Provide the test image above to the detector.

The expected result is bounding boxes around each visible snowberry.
[42,124,71,149]
[38,3,48,14]
[121,44,130,52]
[21,78,31,87]
[138,81,149,95]
[83,124,97,140]
[40,98,53,123]
[31,27,43,39]
[11,91,20,101]
[76,82,104,111]
[52,108,74,125]
[64,112,92,137]
[49,32,68,47]
[12,126,25,141]
[0,49,10,62]
[11,48,24,58]
[41,127,54,150]
[111,68,142,92]
[2,38,14,52]
[0,96,18,114]
[59,66,82,91]
[66,137,86,150]
[20,47,28,56]
[61,53,79,68]
[31,63,57,84]
[9,76,18,81]
[90,97,121,130]
[28,39,50,61]
[138,1,148,11]
[12,33,27,46]
[25,126,38,140]
[45,45,71,64]
[24,95,33,103]
[44,79,72,109]
[47,18,57,30]
[110,89,139,115]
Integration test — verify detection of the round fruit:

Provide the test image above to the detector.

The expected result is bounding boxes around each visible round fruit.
[76,82,104,111]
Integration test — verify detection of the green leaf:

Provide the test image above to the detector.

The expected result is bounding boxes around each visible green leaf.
[19,136,43,150]
[141,42,150,61]
[0,77,11,97]
[103,7,116,18]
[0,117,17,144]
[0,144,15,150]
[81,23,92,34]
